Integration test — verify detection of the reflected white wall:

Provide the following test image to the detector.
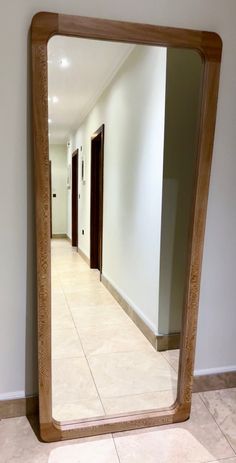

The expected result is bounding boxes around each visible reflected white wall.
[74,46,167,332]
[49,144,68,235]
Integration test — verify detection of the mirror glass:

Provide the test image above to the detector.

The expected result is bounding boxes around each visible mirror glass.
[48,36,203,423]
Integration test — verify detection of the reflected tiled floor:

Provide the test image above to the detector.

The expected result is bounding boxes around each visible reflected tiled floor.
[1,242,236,461]
[51,239,178,422]
[1,390,236,462]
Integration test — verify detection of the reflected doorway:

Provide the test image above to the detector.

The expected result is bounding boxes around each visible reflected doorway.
[90,125,104,271]
[72,149,78,247]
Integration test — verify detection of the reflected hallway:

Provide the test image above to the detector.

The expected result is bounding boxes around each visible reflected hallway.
[51,239,178,422]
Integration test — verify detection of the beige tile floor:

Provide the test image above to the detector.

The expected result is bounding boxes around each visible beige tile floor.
[1,390,236,462]
[51,239,178,422]
[1,239,236,461]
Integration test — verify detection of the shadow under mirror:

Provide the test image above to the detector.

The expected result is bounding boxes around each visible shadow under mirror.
[48,36,203,424]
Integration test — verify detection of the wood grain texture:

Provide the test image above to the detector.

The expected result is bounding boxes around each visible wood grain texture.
[0,396,39,419]
[31,12,222,442]
[156,333,180,351]
[32,33,52,435]
[193,371,236,393]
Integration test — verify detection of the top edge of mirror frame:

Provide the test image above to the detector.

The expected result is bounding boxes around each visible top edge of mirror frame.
[31,12,222,63]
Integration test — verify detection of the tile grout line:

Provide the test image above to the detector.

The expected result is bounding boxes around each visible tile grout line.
[198,393,236,457]
[52,243,106,417]
[159,350,179,375]
[59,252,108,418]
[112,434,122,463]
[53,244,173,417]
[51,241,177,425]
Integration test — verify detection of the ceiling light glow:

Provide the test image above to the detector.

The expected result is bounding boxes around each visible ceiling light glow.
[48,118,52,124]
[52,96,59,103]
[60,58,70,68]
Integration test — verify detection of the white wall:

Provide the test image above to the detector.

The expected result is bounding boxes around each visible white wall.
[158,49,203,335]
[74,46,166,332]
[66,140,74,239]
[1,0,236,400]
[49,144,68,235]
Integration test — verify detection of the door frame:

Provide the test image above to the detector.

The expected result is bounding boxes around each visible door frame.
[71,149,78,247]
[49,160,52,238]
[31,12,222,442]
[90,124,104,272]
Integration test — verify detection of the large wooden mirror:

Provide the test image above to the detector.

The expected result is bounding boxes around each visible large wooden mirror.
[31,12,222,442]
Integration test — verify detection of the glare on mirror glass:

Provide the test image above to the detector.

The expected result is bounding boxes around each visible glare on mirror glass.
[48,35,203,423]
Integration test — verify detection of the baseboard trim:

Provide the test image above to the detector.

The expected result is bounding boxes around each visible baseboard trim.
[1,370,235,419]
[77,247,90,266]
[101,274,180,351]
[101,273,157,348]
[52,234,67,239]
[66,235,72,243]
[156,333,181,351]
[0,395,39,419]
[193,371,236,393]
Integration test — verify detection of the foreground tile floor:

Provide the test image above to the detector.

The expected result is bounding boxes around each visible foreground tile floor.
[1,390,236,462]
[51,239,178,421]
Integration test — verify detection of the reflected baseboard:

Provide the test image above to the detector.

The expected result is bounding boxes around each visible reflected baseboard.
[0,395,39,419]
[52,234,68,239]
[101,273,180,351]
[77,247,90,266]
[66,235,72,243]
[156,333,180,351]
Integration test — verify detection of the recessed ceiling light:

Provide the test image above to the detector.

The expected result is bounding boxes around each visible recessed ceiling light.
[48,97,51,102]
[60,58,70,68]
[48,118,52,124]
[52,96,59,103]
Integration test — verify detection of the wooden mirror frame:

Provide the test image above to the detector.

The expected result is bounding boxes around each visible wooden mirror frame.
[31,12,222,442]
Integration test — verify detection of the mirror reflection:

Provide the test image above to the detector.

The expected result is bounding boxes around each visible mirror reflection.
[48,36,203,423]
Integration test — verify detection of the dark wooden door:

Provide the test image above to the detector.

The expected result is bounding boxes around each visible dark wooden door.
[90,125,104,271]
[72,149,78,247]
[49,160,52,238]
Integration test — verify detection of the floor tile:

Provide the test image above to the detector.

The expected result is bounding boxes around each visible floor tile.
[78,322,155,355]
[48,439,120,462]
[114,394,235,462]
[51,292,67,308]
[60,272,99,285]
[53,397,105,421]
[102,390,176,415]
[210,459,236,463]
[52,357,99,404]
[52,306,75,330]
[71,304,131,329]
[161,349,180,372]
[65,290,115,308]
[51,239,178,421]
[88,351,177,398]
[62,281,103,293]
[201,388,236,452]
[52,326,84,359]
[0,417,118,463]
